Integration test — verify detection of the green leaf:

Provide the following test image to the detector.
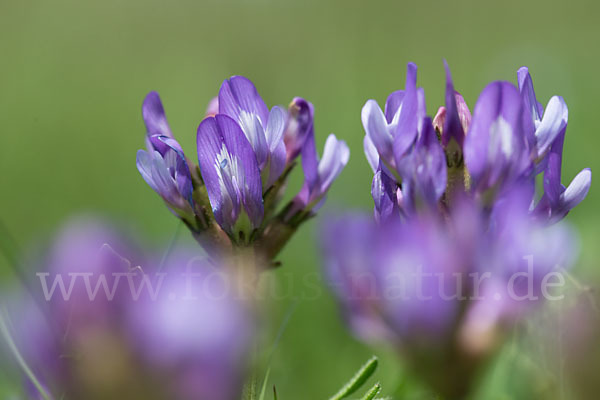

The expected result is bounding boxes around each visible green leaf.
[328,356,378,400]
[360,383,381,400]
[273,385,278,400]
[258,367,271,400]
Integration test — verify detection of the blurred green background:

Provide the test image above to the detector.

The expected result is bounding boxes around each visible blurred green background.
[1,0,599,398]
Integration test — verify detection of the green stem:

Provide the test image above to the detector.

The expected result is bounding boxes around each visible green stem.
[0,309,53,400]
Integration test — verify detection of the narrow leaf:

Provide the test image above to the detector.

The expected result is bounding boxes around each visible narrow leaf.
[360,383,381,400]
[258,367,271,400]
[328,356,378,400]
[0,310,53,400]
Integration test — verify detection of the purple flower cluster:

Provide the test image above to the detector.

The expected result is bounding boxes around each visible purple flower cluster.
[137,77,349,256]
[3,217,252,400]
[362,62,590,221]
[323,62,591,398]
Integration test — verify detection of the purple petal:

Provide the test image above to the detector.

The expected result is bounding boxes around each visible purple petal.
[517,67,545,156]
[420,119,448,203]
[535,96,568,158]
[262,106,287,187]
[196,115,264,232]
[317,134,350,194]
[137,149,195,216]
[393,63,419,163]
[137,148,194,213]
[137,149,160,194]
[148,134,184,155]
[300,127,319,190]
[197,118,225,224]
[372,169,399,223]
[397,117,447,208]
[543,129,565,207]
[560,168,592,213]
[214,115,264,229]
[464,81,530,191]
[265,106,287,152]
[147,136,193,204]
[284,97,314,162]
[291,134,350,215]
[142,91,173,138]
[218,76,270,124]
[540,123,591,222]
[384,90,405,124]
[363,135,379,173]
[219,76,270,165]
[266,140,286,189]
[517,67,544,122]
[150,152,182,205]
[441,60,467,147]
[361,99,394,165]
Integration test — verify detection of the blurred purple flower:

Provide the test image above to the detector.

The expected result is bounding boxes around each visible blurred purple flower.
[332,61,591,397]
[126,251,252,400]
[322,192,576,397]
[4,217,253,400]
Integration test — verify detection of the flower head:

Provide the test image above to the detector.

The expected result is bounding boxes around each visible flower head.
[326,61,591,398]
[322,191,576,397]
[3,217,253,400]
[360,62,590,221]
[136,77,349,259]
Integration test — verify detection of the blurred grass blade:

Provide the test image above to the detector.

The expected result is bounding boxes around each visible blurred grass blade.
[273,385,278,400]
[267,299,298,363]
[0,309,53,400]
[156,220,182,274]
[258,367,271,400]
[328,356,378,400]
[243,377,258,400]
[0,219,29,286]
[360,383,381,400]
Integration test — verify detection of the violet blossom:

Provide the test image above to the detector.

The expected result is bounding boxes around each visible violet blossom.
[136,77,349,258]
[323,62,591,398]
[2,217,253,400]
